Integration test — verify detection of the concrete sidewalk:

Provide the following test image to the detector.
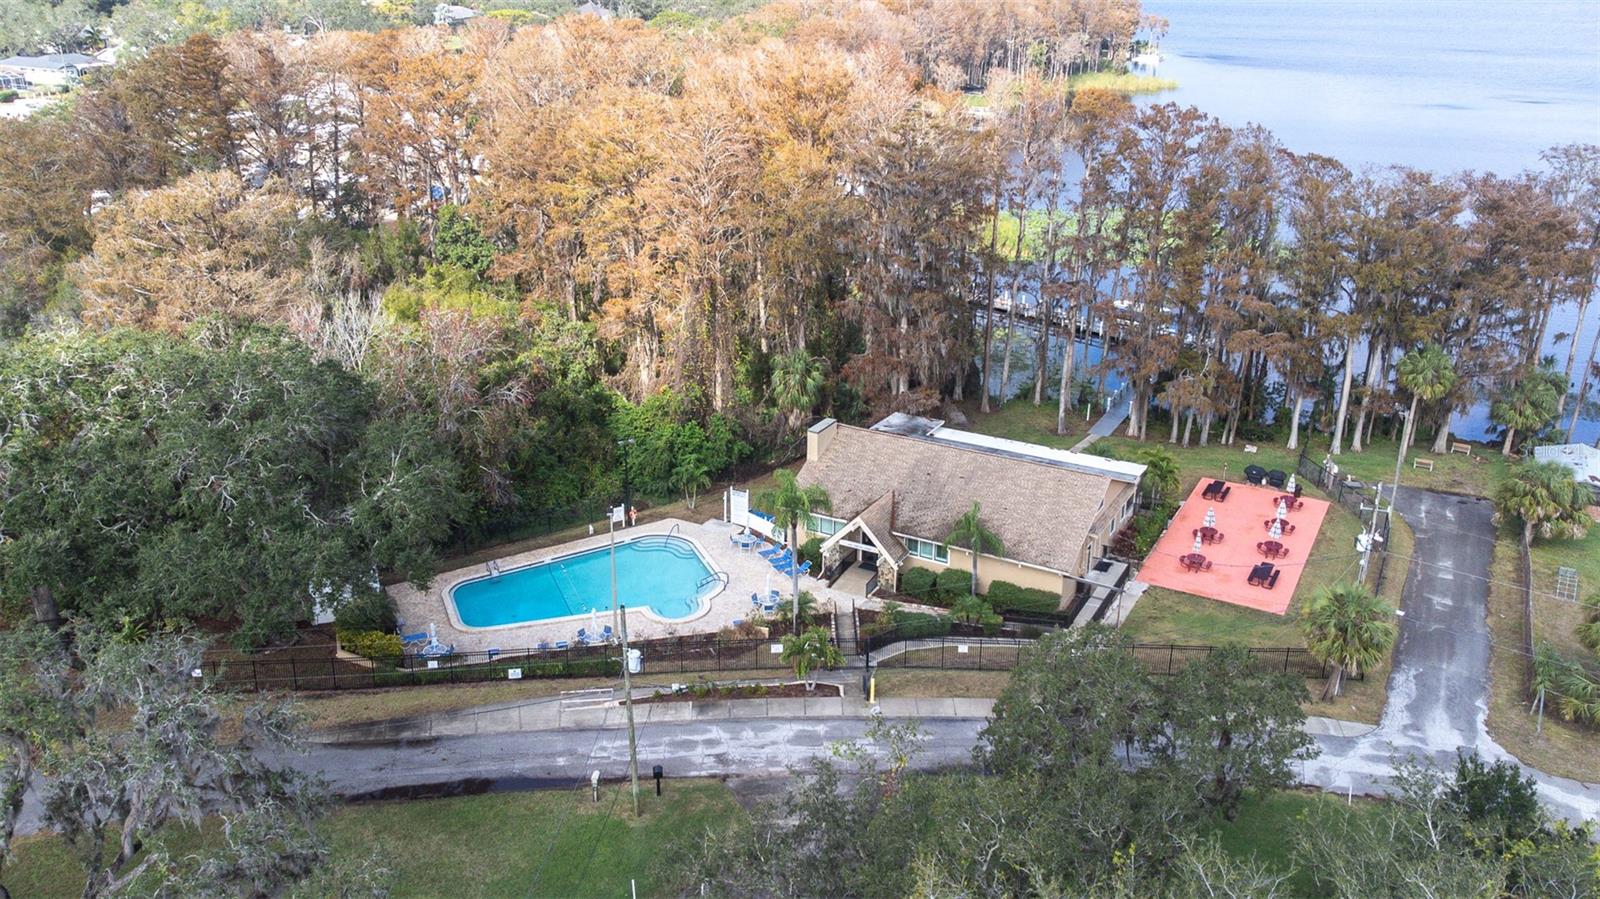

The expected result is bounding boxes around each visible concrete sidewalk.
[311,687,1375,745]
[313,691,998,743]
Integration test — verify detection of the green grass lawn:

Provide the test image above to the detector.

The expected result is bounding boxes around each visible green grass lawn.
[959,396,1092,447]
[1204,791,1378,896]
[1297,433,1509,498]
[2,780,744,899]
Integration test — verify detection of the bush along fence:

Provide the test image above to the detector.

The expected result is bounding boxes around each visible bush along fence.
[204,632,823,692]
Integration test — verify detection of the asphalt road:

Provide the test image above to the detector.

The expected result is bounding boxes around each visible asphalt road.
[270,717,988,799]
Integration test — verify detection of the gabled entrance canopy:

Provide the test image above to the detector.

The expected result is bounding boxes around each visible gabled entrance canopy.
[820,491,908,578]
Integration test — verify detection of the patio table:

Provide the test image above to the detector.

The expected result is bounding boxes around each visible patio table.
[1262,518,1296,535]
[1256,540,1288,560]
[1192,526,1223,545]
[1179,553,1210,572]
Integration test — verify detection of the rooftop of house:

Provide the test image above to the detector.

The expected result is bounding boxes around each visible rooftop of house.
[0,53,103,70]
[798,417,1146,574]
[869,412,1146,483]
[1534,442,1600,487]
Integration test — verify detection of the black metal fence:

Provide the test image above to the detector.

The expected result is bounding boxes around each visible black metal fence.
[865,633,1350,681]
[204,633,813,692]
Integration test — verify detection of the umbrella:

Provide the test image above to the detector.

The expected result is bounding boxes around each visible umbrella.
[1204,507,1217,528]
[1286,473,1297,494]
[1192,534,1204,553]
[1276,499,1289,519]
[1269,518,1283,539]
[590,607,599,634]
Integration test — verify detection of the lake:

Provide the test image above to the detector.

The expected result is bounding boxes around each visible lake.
[1139,0,1600,444]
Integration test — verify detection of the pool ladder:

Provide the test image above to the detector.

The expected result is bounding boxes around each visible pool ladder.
[485,559,503,578]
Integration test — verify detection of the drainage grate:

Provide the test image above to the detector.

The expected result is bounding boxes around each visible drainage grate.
[1555,567,1579,604]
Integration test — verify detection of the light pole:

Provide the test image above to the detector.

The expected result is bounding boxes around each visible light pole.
[608,502,641,817]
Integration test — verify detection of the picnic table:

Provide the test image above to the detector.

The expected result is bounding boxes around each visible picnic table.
[1256,540,1288,560]
[1275,494,1304,511]
[1192,526,1224,545]
[1247,562,1278,588]
[1179,553,1211,572]
[1201,479,1226,500]
[1262,517,1296,535]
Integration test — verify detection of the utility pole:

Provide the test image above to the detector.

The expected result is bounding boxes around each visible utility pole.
[619,602,640,818]
[609,502,640,817]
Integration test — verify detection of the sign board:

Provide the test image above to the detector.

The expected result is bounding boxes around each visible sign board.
[956,645,969,654]
[730,488,749,525]
[507,668,523,680]
[610,505,626,524]
[770,643,783,655]
[427,660,439,669]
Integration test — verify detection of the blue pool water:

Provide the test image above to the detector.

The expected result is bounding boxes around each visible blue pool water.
[450,537,716,628]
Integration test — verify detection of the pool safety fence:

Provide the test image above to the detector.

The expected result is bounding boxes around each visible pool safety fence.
[203,631,834,692]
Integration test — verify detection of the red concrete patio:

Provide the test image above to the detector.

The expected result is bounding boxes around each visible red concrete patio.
[1137,479,1331,615]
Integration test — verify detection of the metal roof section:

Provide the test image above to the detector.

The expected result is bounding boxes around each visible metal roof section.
[870,413,1145,484]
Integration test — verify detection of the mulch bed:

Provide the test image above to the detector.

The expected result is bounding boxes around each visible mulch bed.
[637,681,843,704]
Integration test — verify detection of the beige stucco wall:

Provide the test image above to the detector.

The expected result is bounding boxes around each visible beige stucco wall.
[901,548,1067,601]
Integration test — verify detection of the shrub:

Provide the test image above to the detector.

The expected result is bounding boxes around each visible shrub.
[985,580,1061,615]
[0,90,17,103]
[886,610,951,640]
[337,629,403,661]
[798,537,823,572]
[1020,625,1044,639]
[1130,501,1178,556]
[950,595,1002,634]
[934,568,972,602]
[898,567,938,602]
[334,591,397,634]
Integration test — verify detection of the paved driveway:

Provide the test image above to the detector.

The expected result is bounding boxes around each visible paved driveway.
[1303,487,1600,823]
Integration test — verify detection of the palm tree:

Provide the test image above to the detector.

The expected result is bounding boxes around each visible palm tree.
[1302,583,1398,700]
[757,470,831,626]
[770,348,827,435]
[945,502,1005,596]
[1396,344,1456,458]
[1134,446,1179,506]
[1494,461,1592,550]
[780,625,844,691]
[1490,367,1564,457]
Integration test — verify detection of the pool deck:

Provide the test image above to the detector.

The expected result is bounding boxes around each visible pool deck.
[389,518,874,653]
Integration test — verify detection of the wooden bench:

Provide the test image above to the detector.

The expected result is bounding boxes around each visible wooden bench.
[1413,458,1434,471]
[1451,442,1472,455]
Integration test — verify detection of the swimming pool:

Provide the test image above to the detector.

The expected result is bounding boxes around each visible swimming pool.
[448,536,720,629]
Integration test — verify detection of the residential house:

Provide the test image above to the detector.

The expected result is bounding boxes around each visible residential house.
[1534,442,1600,502]
[796,414,1145,607]
[0,53,107,87]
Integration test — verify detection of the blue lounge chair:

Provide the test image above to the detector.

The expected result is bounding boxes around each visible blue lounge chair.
[536,641,550,651]
[758,544,786,560]
[768,552,793,569]
[400,631,428,646]
[554,640,570,650]
[576,628,591,644]
[600,625,614,642]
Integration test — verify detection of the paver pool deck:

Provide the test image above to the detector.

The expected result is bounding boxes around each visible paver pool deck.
[389,518,872,653]
[1137,479,1330,615]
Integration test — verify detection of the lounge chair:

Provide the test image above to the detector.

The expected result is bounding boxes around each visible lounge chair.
[536,640,550,651]
[758,545,787,560]
[768,552,794,570]
[554,640,570,650]
[600,625,614,641]
[400,631,428,646]
[576,628,592,644]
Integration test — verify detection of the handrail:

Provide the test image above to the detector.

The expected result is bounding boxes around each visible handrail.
[667,523,680,540]
[696,570,729,592]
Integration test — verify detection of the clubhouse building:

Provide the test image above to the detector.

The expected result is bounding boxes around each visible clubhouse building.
[796,415,1145,608]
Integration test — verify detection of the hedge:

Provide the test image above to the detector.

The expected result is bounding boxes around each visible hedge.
[371,655,620,687]
[898,567,938,602]
[934,568,972,601]
[337,629,403,660]
[886,611,952,640]
[985,580,1062,615]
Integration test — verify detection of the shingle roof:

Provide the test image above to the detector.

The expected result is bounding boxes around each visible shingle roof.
[798,424,1122,574]
[854,491,907,564]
